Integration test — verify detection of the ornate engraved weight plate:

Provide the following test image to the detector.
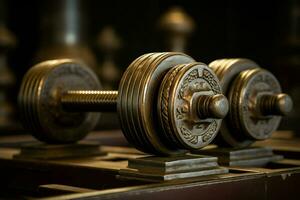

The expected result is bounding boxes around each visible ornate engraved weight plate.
[228,68,282,140]
[158,63,225,150]
[209,58,292,148]
[118,52,196,155]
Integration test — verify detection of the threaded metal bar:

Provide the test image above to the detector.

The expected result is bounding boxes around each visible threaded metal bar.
[259,93,293,116]
[259,94,278,115]
[61,90,118,112]
[196,94,228,119]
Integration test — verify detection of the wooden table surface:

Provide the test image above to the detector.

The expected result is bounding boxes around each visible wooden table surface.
[0,130,300,200]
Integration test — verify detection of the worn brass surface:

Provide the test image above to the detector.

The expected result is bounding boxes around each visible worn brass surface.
[19,52,227,155]
[209,58,293,148]
[229,69,282,140]
[118,53,197,155]
[18,59,101,143]
[158,63,228,150]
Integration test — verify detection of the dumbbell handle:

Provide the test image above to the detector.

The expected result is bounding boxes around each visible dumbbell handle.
[61,90,229,119]
[61,90,292,118]
[61,90,118,112]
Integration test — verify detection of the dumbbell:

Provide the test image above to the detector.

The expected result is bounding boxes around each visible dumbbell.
[209,58,293,148]
[19,52,229,155]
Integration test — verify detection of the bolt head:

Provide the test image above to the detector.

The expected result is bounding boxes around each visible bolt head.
[276,93,293,116]
[209,94,229,119]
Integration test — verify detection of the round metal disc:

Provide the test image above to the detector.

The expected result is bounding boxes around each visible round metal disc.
[19,59,101,143]
[158,63,223,150]
[130,53,168,153]
[123,53,155,152]
[209,58,259,147]
[228,68,282,141]
[134,53,188,154]
[118,53,155,152]
[209,58,259,93]
[137,53,195,155]
[118,52,195,155]
[22,65,49,138]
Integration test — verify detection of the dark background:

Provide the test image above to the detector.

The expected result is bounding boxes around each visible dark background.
[2,0,299,131]
[5,0,293,73]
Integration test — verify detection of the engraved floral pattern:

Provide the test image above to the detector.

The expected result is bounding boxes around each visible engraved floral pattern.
[180,126,198,144]
[180,121,218,145]
[202,69,221,94]
[179,69,199,99]
[202,121,217,142]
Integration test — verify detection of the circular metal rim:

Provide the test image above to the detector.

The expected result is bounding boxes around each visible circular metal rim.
[18,62,45,141]
[19,59,101,143]
[126,53,156,152]
[158,63,187,148]
[209,58,259,93]
[40,60,101,143]
[171,63,222,149]
[29,67,50,141]
[131,53,170,153]
[209,58,259,148]
[117,54,153,149]
[20,63,53,142]
[159,62,223,150]
[137,53,181,155]
[228,68,282,140]
[137,53,195,155]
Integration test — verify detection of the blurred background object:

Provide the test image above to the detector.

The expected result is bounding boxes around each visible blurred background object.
[158,6,195,52]
[274,0,300,133]
[95,26,122,129]
[97,26,121,90]
[0,0,18,132]
[34,0,96,68]
[1,0,299,133]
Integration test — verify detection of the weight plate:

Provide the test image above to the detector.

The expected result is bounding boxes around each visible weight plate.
[209,58,259,93]
[21,65,47,140]
[19,59,101,143]
[136,52,195,155]
[158,63,223,150]
[118,53,154,151]
[130,53,167,153]
[125,53,155,152]
[209,58,259,148]
[228,68,282,141]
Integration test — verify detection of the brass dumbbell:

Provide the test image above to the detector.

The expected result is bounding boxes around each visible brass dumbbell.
[209,58,293,148]
[19,52,229,155]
